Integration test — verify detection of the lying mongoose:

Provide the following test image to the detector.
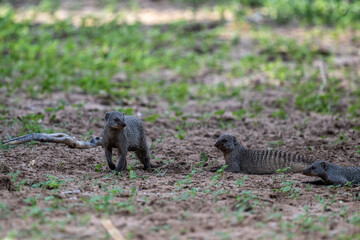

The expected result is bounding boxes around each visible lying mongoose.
[102,111,152,172]
[214,134,314,174]
[303,161,360,186]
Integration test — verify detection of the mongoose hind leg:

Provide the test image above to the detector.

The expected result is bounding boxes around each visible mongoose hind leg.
[105,148,116,170]
[301,179,328,185]
[329,176,350,186]
[224,166,241,173]
[135,148,152,169]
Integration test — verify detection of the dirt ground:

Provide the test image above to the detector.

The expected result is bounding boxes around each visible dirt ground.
[1,1,360,239]
[1,87,360,239]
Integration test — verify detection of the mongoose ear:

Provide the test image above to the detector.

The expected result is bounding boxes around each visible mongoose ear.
[321,161,327,170]
[232,136,238,144]
[104,112,111,121]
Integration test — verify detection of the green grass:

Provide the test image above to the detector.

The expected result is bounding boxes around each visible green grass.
[1,3,359,118]
[0,6,229,101]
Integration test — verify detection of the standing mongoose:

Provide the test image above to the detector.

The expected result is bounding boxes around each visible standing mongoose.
[303,161,360,185]
[102,111,152,173]
[214,134,314,174]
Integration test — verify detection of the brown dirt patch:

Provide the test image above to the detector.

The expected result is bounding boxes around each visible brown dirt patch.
[1,89,360,239]
[0,175,15,191]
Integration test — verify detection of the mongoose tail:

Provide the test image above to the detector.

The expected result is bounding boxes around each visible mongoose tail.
[215,134,314,174]
[303,161,360,186]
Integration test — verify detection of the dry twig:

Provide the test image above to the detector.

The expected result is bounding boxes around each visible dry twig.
[2,133,103,149]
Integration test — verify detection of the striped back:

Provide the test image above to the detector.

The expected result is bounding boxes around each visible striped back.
[240,149,313,174]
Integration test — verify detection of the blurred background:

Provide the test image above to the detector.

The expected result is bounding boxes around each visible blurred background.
[1,0,359,115]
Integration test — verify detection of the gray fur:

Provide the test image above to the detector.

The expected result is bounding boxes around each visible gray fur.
[303,161,360,186]
[102,111,151,172]
[214,134,314,174]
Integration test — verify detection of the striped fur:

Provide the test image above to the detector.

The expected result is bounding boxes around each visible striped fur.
[215,134,314,174]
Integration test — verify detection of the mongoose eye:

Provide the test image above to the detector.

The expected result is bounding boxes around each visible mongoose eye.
[311,166,316,170]
[114,118,120,122]
[221,139,227,143]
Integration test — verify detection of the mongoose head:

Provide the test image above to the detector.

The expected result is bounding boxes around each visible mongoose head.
[104,111,127,130]
[303,161,327,178]
[214,134,239,153]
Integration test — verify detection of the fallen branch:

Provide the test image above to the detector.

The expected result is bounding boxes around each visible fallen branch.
[101,219,126,240]
[2,133,103,149]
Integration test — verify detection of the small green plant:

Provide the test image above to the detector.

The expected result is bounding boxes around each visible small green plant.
[176,170,197,189]
[17,113,45,134]
[94,161,107,172]
[198,152,209,168]
[276,179,299,199]
[175,128,187,140]
[145,114,159,122]
[0,200,10,219]
[129,170,137,180]
[268,140,285,148]
[249,101,264,117]
[32,175,65,190]
[273,167,300,199]
[16,179,28,191]
[211,165,228,186]
[232,109,247,120]
[8,171,20,182]
[235,176,248,187]
[231,191,259,223]
[116,108,134,115]
[349,212,360,226]
[45,100,66,122]
[214,109,225,116]
[271,109,288,119]
[83,187,135,214]
[316,195,336,212]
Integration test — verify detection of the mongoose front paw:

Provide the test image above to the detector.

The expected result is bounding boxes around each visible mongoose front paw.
[209,167,221,172]
[115,168,124,174]
[109,163,116,170]
[146,163,161,169]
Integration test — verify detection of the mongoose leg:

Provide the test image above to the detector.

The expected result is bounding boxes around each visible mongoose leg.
[116,147,128,172]
[328,176,349,186]
[105,148,116,170]
[135,149,151,169]
[224,166,241,173]
[116,155,127,172]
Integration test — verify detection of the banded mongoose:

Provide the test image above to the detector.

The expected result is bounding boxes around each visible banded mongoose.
[102,111,152,173]
[303,161,360,186]
[214,134,314,174]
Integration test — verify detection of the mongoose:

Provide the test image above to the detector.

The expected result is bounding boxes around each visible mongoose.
[214,134,314,174]
[102,111,152,173]
[303,161,360,186]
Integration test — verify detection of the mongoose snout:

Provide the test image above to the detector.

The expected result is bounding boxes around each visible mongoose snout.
[105,111,127,129]
[302,164,318,176]
[214,134,236,153]
[111,122,126,129]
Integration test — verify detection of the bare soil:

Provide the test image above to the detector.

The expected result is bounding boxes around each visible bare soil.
[1,88,360,239]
